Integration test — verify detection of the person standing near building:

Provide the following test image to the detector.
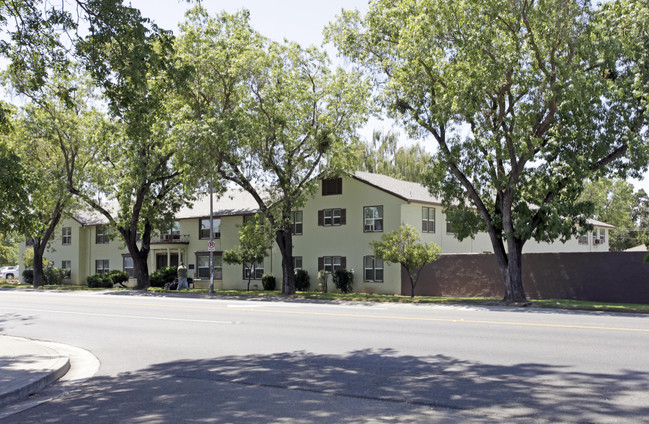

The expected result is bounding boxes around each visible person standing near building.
[177,262,189,291]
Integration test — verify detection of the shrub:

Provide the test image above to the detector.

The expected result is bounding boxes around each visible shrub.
[150,266,177,287]
[295,269,310,291]
[261,274,276,291]
[44,267,67,285]
[22,269,33,285]
[333,269,354,293]
[108,270,129,287]
[86,273,112,288]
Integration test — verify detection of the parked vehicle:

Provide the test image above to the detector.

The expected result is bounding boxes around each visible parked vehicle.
[0,266,20,279]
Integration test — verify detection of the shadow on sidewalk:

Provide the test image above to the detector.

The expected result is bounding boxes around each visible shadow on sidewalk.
[3,348,649,423]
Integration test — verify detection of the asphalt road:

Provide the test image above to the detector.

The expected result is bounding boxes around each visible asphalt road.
[1,289,648,423]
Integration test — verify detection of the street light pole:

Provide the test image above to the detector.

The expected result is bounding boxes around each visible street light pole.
[209,174,215,294]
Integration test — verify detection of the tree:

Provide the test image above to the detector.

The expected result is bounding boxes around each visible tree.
[328,0,649,303]
[223,218,272,291]
[175,8,368,295]
[355,130,433,184]
[370,224,441,298]
[580,179,638,251]
[0,139,33,235]
[70,3,195,290]
[2,70,102,287]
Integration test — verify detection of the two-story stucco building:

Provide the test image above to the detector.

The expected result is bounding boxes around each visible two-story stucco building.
[20,172,613,295]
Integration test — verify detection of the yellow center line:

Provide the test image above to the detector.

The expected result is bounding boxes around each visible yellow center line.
[8,295,649,333]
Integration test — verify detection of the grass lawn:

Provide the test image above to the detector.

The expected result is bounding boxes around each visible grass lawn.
[2,281,648,314]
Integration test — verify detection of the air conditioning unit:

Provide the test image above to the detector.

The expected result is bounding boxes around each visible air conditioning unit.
[594,239,601,244]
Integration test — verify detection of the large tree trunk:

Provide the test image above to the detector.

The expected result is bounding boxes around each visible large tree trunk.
[124,223,151,290]
[492,238,528,304]
[275,228,295,295]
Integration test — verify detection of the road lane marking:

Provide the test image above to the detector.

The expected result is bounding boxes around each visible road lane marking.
[3,307,239,324]
[4,295,649,333]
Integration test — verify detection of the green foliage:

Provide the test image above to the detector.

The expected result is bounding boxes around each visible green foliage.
[150,267,177,288]
[44,267,67,285]
[22,269,33,285]
[261,274,276,291]
[370,224,441,297]
[580,178,645,251]
[174,7,369,295]
[107,270,129,287]
[332,269,354,294]
[328,0,649,302]
[86,273,113,288]
[0,234,19,266]
[294,269,310,291]
[0,141,33,234]
[223,218,272,290]
[21,248,52,269]
[355,130,432,184]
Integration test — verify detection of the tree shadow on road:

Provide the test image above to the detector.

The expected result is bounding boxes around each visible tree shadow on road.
[4,349,649,423]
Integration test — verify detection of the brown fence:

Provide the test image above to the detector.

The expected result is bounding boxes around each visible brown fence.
[403,252,649,304]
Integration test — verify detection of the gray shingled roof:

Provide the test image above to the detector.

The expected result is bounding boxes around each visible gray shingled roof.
[352,171,443,204]
[175,189,260,219]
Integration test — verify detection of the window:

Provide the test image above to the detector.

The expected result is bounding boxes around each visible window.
[364,256,383,282]
[318,256,346,273]
[96,225,109,244]
[446,220,456,234]
[196,252,223,280]
[578,234,588,245]
[293,256,303,270]
[96,260,109,274]
[291,211,303,235]
[62,227,72,245]
[322,177,342,196]
[199,218,221,239]
[422,207,435,233]
[243,261,264,280]
[123,256,134,278]
[593,229,606,244]
[364,206,383,232]
[162,221,181,241]
[318,208,346,226]
[61,260,71,279]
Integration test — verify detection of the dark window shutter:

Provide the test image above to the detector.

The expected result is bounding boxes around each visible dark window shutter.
[337,178,342,194]
[341,256,347,269]
[340,209,346,225]
[318,257,324,271]
[318,210,324,226]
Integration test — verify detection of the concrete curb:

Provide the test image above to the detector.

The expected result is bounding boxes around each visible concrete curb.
[0,336,71,408]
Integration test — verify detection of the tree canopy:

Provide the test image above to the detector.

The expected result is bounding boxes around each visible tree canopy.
[370,224,441,298]
[174,7,369,294]
[328,0,649,303]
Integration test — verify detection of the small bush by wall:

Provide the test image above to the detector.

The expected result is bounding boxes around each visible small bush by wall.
[262,274,276,291]
[86,273,113,288]
[150,267,177,288]
[295,269,310,291]
[333,269,354,293]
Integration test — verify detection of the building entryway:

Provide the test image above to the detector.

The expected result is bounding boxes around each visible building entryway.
[156,252,179,270]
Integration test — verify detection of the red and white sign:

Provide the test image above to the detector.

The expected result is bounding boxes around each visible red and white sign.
[207,240,216,252]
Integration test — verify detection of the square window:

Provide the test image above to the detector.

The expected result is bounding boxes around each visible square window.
[200,218,221,239]
[96,259,109,274]
[96,226,109,244]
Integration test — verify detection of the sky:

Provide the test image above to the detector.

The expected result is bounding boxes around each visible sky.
[128,0,649,194]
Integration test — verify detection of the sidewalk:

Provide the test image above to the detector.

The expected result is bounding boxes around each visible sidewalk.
[0,336,71,409]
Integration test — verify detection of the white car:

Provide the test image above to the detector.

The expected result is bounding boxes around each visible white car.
[0,266,20,279]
